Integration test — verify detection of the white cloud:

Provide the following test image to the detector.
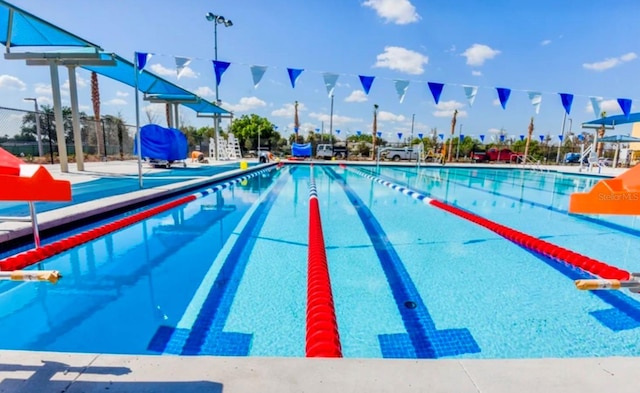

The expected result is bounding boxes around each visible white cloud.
[309,112,362,126]
[445,45,456,53]
[149,63,175,77]
[176,67,197,79]
[345,90,368,102]
[471,70,482,76]
[79,104,90,112]
[373,46,429,75]
[194,86,215,97]
[433,100,467,118]
[222,96,267,112]
[584,99,626,115]
[541,39,551,46]
[461,44,501,66]
[61,74,88,90]
[36,96,52,106]
[116,91,129,97]
[271,102,306,117]
[377,111,406,122]
[0,75,26,91]
[105,98,127,106]
[488,128,502,134]
[34,83,52,96]
[362,0,420,24]
[583,52,637,71]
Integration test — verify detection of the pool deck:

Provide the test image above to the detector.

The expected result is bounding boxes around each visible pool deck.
[1,350,638,392]
[0,159,636,392]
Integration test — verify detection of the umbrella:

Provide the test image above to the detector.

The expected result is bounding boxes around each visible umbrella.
[598,134,640,167]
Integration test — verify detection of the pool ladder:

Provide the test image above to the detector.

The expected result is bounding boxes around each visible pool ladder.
[0,201,42,248]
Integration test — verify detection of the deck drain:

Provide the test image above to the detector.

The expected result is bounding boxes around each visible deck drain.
[404,301,417,309]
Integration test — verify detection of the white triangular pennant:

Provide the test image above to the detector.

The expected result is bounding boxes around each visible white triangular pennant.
[590,96,603,118]
[250,65,268,89]
[462,85,478,107]
[394,80,410,103]
[175,57,192,79]
[527,91,542,114]
[322,73,339,97]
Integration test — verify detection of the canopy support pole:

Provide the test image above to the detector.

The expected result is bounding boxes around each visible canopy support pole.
[49,61,69,173]
[67,65,85,171]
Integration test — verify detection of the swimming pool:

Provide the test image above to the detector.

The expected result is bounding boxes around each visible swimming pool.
[1,164,640,359]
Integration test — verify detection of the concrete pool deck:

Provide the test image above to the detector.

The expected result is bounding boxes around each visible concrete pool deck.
[0,159,637,392]
[0,350,639,393]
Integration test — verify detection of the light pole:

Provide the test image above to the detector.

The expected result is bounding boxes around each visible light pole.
[206,12,233,161]
[24,98,43,157]
[456,123,463,161]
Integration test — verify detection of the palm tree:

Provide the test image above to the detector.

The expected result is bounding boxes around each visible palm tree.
[91,72,103,158]
[597,111,607,157]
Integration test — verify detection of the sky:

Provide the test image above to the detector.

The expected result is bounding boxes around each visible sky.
[1,0,640,143]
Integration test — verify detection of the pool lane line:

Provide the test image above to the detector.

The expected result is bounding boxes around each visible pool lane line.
[0,166,281,273]
[324,167,480,359]
[346,166,630,281]
[305,165,342,358]
[148,166,294,356]
[372,166,640,241]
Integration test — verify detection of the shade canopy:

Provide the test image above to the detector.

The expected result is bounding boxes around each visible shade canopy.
[583,113,640,126]
[598,134,640,143]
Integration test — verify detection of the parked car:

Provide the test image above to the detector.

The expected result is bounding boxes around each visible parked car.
[599,157,613,167]
[472,148,523,163]
[381,147,420,161]
[316,144,348,159]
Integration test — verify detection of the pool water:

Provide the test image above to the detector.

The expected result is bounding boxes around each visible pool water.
[1,164,640,359]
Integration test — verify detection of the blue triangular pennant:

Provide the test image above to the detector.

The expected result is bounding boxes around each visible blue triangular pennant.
[618,98,632,118]
[418,133,423,139]
[519,135,525,141]
[559,93,574,115]
[496,87,511,110]
[479,135,485,142]
[377,131,382,138]
[397,132,403,140]
[212,60,231,87]
[538,135,544,142]
[287,68,304,88]
[428,82,445,104]
[135,52,151,72]
[359,75,375,95]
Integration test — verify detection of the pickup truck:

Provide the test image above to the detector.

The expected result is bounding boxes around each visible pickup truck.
[472,148,523,163]
[316,144,348,159]
[380,147,420,161]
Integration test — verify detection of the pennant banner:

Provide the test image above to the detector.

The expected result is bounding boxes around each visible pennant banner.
[558,135,564,141]
[397,132,403,140]
[590,96,603,118]
[463,85,478,107]
[175,57,192,79]
[559,93,574,115]
[496,87,511,110]
[250,65,268,88]
[618,98,632,119]
[438,134,444,140]
[359,75,375,95]
[322,73,340,97]
[287,68,304,88]
[394,80,410,103]
[459,134,465,141]
[212,60,231,87]
[519,135,525,141]
[479,134,485,142]
[135,52,152,72]
[428,82,445,104]
[377,131,382,138]
[527,91,542,114]
[539,135,544,142]
[356,130,362,136]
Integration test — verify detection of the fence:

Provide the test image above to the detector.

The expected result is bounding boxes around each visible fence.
[0,106,137,163]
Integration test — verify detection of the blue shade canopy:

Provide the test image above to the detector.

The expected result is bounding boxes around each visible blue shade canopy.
[598,134,640,143]
[83,53,229,115]
[584,112,640,126]
[0,0,101,49]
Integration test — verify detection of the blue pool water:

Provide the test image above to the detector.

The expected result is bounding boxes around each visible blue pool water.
[2,164,640,359]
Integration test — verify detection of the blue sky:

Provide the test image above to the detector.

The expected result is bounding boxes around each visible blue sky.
[2,0,640,142]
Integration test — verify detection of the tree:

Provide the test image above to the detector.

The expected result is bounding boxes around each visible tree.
[91,71,103,158]
[20,105,80,143]
[228,114,278,150]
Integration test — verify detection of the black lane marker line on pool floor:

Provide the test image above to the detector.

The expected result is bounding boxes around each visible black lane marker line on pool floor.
[147,167,295,356]
[369,167,640,240]
[358,167,640,332]
[323,167,480,358]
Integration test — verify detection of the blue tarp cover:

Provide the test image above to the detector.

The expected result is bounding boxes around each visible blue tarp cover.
[135,124,188,161]
[292,143,312,157]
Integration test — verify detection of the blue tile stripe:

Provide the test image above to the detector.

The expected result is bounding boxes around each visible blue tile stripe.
[351,166,640,332]
[147,166,294,356]
[324,167,479,358]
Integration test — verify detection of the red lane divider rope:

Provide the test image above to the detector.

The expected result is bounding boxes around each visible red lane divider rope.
[306,165,342,358]
[350,167,631,281]
[0,166,279,272]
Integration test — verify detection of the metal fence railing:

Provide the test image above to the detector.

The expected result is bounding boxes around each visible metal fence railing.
[0,106,137,163]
